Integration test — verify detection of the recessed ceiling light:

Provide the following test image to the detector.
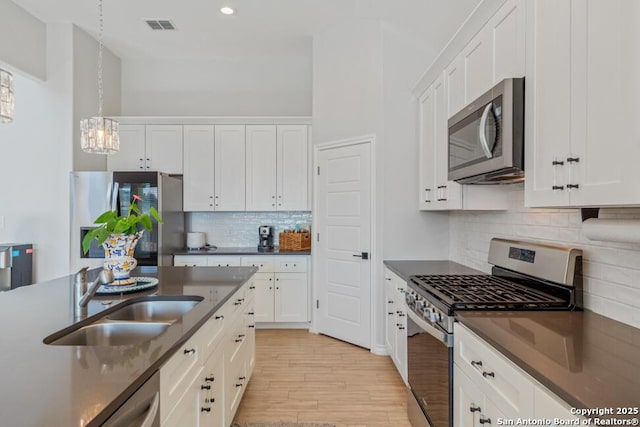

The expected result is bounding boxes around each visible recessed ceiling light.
[220,6,235,15]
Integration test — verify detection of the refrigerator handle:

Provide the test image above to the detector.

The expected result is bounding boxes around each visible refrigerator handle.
[110,182,119,212]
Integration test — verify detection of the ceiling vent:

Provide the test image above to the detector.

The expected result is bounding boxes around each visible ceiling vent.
[145,20,176,30]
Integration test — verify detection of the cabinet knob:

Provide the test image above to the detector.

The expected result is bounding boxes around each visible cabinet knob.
[272,195,276,199]
[139,166,144,169]
[139,158,143,161]
[146,158,150,161]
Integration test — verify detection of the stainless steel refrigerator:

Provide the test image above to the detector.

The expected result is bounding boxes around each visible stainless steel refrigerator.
[70,171,184,272]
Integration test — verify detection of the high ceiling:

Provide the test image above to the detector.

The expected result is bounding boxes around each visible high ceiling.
[11,0,481,60]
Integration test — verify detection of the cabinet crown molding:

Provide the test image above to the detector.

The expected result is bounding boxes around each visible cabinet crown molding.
[111,116,312,126]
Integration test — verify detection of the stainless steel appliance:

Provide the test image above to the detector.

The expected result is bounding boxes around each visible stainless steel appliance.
[258,225,274,252]
[448,78,524,184]
[101,371,160,427]
[0,244,33,291]
[405,238,582,427]
[70,172,184,272]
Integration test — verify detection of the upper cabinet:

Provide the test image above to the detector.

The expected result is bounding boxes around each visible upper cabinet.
[108,124,183,174]
[525,0,640,207]
[246,125,309,211]
[182,125,246,211]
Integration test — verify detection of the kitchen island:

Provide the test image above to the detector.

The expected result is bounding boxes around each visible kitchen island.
[0,266,257,427]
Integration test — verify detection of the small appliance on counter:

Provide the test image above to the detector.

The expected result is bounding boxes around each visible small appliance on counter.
[186,232,206,250]
[0,243,33,291]
[258,225,275,252]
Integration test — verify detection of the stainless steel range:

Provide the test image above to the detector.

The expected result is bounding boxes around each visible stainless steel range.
[405,238,582,427]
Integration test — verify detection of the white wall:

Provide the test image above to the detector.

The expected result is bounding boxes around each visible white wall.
[0,0,46,80]
[72,25,121,171]
[450,185,640,329]
[381,23,450,260]
[121,55,311,116]
[0,24,74,282]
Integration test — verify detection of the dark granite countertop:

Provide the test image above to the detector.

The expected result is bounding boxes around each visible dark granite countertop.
[0,266,256,427]
[383,260,485,281]
[456,311,640,410]
[174,246,311,256]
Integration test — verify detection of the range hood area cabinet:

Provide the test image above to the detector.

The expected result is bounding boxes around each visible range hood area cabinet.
[182,123,310,212]
[107,125,184,175]
[525,0,640,208]
[417,0,524,211]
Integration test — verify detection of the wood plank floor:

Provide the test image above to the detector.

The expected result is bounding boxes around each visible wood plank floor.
[233,329,412,427]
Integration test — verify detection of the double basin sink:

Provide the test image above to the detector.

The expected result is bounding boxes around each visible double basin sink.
[43,296,203,346]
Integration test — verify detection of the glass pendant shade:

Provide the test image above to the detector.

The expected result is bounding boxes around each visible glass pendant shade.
[0,68,15,123]
[80,117,120,154]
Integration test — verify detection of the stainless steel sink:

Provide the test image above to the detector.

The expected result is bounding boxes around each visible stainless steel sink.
[105,298,202,323]
[44,296,204,346]
[45,321,171,346]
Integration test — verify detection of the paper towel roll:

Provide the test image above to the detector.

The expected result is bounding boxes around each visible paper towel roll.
[186,232,206,249]
[583,218,640,243]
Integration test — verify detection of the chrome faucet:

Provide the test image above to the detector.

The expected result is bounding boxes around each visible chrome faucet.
[74,267,114,319]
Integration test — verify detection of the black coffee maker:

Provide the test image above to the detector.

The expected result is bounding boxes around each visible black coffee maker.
[258,225,275,252]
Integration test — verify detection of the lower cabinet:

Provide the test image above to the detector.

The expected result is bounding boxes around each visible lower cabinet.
[384,267,407,384]
[160,281,255,427]
[453,323,584,426]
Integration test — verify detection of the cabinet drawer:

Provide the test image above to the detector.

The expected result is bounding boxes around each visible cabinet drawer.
[160,329,205,421]
[200,308,227,362]
[207,256,241,267]
[241,256,276,273]
[174,255,208,267]
[455,323,534,418]
[276,258,307,273]
[162,366,204,427]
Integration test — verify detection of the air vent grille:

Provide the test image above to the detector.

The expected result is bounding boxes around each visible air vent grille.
[145,20,176,30]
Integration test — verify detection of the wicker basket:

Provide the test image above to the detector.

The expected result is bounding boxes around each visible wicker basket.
[279,231,311,251]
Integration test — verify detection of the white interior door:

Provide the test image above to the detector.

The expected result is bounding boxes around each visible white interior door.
[316,141,372,349]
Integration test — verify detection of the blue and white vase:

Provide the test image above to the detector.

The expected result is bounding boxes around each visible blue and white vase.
[102,231,143,285]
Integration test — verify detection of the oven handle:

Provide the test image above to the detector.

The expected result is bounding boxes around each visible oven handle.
[407,309,453,347]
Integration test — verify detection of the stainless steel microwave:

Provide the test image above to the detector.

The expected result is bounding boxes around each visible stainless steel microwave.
[448,78,524,184]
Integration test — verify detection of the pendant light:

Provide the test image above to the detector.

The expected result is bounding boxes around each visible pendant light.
[80,0,119,154]
[0,68,14,123]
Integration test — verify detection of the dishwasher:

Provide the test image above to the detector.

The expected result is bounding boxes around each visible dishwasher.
[101,371,160,427]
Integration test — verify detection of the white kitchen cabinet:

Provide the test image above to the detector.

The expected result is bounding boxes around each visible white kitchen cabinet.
[383,267,407,384]
[183,125,215,211]
[277,125,309,211]
[183,125,245,211]
[445,56,465,119]
[107,124,183,174]
[107,125,146,171]
[453,323,584,426]
[420,77,462,210]
[462,31,492,105]
[246,125,309,211]
[526,0,640,207]
[246,125,277,210]
[214,125,246,211]
[241,256,309,324]
[161,280,254,427]
[173,255,241,267]
[491,0,526,84]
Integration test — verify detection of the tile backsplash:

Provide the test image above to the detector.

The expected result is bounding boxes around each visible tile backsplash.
[450,184,640,328]
[186,211,312,247]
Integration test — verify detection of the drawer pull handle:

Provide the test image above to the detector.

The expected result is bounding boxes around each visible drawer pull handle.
[215,315,224,320]
[388,300,394,304]
[398,326,405,330]
[471,360,483,368]
[205,376,215,382]
[201,384,211,390]
[235,338,243,343]
[184,348,196,355]
[249,324,255,328]
[239,376,246,380]
[234,301,242,306]
[249,286,256,290]
[388,312,394,315]
[470,405,481,413]
[479,417,492,424]
[397,313,405,317]
[482,371,495,378]
[201,407,211,413]
[238,334,245,338]
[235,383,243,388]
[385,277,391,281]
[248,312,255,315]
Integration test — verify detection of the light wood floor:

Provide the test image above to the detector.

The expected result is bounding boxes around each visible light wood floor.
[233,329,412,427]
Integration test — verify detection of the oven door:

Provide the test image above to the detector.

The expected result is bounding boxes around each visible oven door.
[407,309,453,427]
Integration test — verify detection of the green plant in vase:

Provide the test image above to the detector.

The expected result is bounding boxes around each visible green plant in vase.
[82,195,162,285]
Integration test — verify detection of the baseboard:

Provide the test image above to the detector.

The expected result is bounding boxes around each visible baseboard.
[255,322,310,330]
